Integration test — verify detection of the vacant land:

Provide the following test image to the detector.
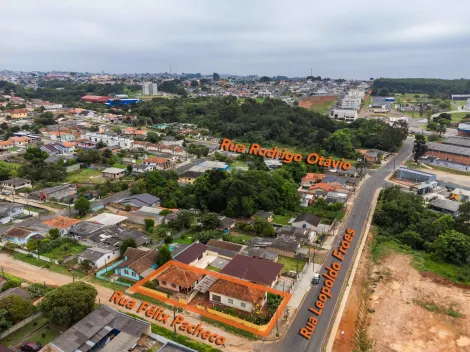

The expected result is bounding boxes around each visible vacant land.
[66,168,105,184]
[333,231,470,352]
[299,96,337,114]
[41,242,87,260]
[277,255,306,273]
[0,316,60,348]
[272,214,292,225]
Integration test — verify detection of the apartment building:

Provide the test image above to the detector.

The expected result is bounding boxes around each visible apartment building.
[142,82,158,95]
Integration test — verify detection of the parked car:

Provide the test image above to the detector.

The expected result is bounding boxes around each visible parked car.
[20,342,42,352]
[311,273,320,285]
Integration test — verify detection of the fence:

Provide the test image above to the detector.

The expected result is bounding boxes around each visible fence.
[95,259,132,288]
[0,244,59,264]
[0,312,42,340]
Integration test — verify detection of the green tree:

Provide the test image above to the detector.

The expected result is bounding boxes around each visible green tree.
[157,245,172,266]
[40,282,97,327]
[1,280,20,292]
[0,309,11,332]
[213,73,220,81]
[144,218,155,231]
[431,230,470,266]
[200,212,220,230]
[455,202,470,235]
[120,238,137,254]
[437,123,447,136]
[48,228,60,240]
[196,230,220,244]
[74,197,90,216]
[412,137,428,163]
[0,295,35,324]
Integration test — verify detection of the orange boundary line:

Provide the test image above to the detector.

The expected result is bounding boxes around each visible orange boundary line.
[129,260,292,337]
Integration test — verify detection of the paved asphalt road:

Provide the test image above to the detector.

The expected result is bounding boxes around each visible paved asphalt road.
[268,138,414,352]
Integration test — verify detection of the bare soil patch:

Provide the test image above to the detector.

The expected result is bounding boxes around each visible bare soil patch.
[333,232,470,352]
[299,96,336,109]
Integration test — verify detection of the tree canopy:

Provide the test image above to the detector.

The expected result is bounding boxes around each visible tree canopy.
[40,282,97,327]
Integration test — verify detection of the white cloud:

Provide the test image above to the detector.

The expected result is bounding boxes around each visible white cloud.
[1,0,470,78]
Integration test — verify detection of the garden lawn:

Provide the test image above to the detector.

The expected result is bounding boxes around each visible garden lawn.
[225,232,254,245]
[172,236,194,245]
[272,215,292,225]
[65,168,105,184]
[277,255,306,272]
[0,316,48,346]
[206,265,222,272]
[41,243,87,260]
[28,325,61,346]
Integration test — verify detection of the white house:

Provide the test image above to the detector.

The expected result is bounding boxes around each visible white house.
[330,109,358,123]
[0,178,32,191]
[0,203,24,224]
[78,247,120,269]
[85,132,133,149]
[291,214,322,231]
[209,279,266,313]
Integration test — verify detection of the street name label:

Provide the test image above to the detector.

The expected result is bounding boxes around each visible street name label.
[299,227,356,340]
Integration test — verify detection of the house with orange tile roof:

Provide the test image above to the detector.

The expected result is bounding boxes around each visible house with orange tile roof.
[155,264,203,293]
[10,136,32,147]
[209,279,266,313]
[0,140,14,149]
[142,156,173,170]
[41,216,81,235]
[301,173,325,188]
[8,108,28,119]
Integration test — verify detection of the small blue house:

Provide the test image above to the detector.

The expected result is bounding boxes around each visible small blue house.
[1,226,44,246]
[114,248,158,281]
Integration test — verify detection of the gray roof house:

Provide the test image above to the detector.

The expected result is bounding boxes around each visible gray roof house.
[245,248,278,262]
[115,193,160,208]
[42,305,151,352]
[0,287,32,301]
[429,198,461,216]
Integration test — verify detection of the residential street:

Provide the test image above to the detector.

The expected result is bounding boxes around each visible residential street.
[265,138,414,352]
[0,252,262,352]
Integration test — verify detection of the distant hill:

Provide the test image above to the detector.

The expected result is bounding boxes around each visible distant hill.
[372,78,470,98]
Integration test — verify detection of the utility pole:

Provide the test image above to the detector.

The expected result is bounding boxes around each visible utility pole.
[173,307,177,338]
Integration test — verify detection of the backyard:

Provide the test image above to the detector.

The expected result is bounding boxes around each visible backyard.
[0,316,61,348]
[277,255,306,273]
[41,242,88,261]
[272,215,292,225]
[225,231,254,245]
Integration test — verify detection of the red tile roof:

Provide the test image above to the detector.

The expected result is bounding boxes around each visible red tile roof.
[210,279,265,305]
[156,265,202,288]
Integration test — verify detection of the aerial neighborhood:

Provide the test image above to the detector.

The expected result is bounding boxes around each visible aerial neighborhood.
[0,69,468,352]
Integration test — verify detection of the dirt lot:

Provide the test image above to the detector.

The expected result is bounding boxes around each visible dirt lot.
[299,96,337,109]
[333,234,470,352]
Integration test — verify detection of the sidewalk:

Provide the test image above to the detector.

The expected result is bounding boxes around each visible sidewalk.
[287,262,321,309]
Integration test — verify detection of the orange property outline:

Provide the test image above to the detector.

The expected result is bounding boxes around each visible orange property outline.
[129,260,292,337]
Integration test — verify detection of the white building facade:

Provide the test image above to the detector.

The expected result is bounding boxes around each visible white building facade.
[330,109,359,123]
[85,132,133,149]
[143,82,158,96]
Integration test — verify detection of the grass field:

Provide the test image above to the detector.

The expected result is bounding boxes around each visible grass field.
[299,96,337,114]
[66,168,105,184]
[225,232,254,245]
[406,160,470,176]
[277,255,306,272]
[238,97,265,103]
[41,242,87,260]
[451,100,467,109]
[272,215,292,225]
[11,252,86,278]
[449,112,470,122]
[111,162,127,169]
[372,238,470,285]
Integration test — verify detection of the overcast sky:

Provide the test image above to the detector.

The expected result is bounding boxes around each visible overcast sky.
[2,0,470,79]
